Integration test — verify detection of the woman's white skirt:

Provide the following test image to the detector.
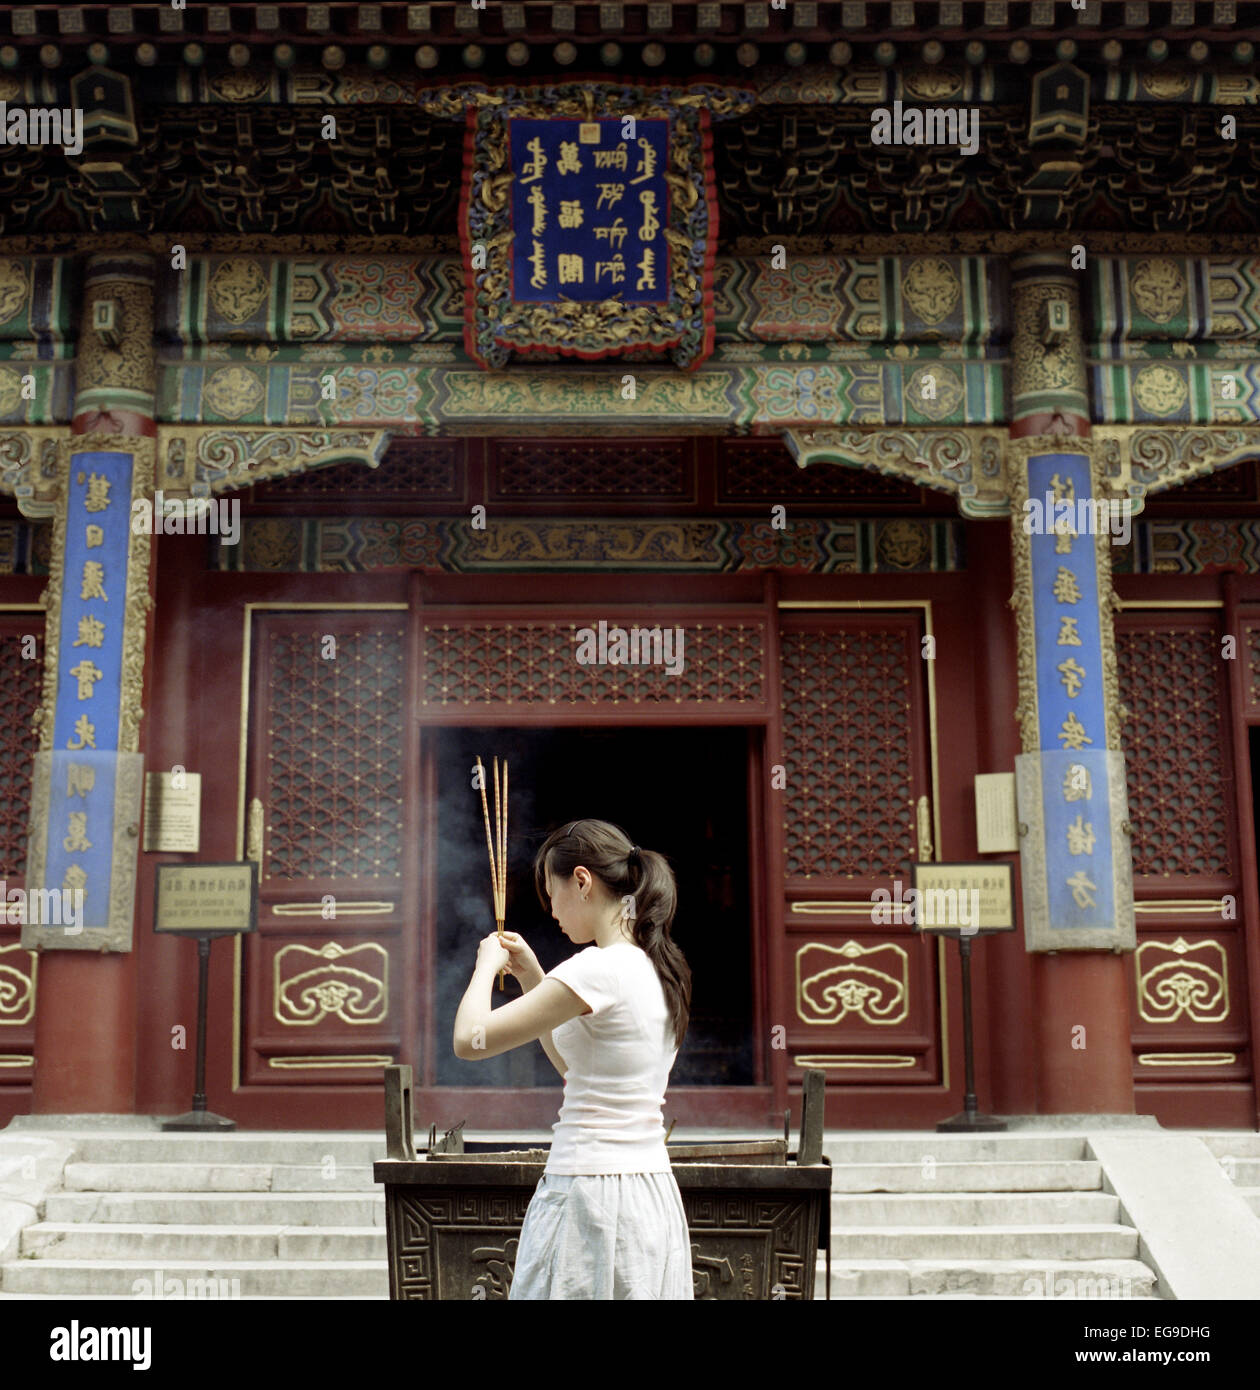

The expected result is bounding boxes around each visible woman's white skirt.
[508,1170,695,1301]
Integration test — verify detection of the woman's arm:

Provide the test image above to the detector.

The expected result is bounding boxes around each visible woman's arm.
[453,962,589,1062]
[520,974,569,1078]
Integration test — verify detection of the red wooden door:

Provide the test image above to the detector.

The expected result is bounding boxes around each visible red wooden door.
[770,606,956,1124]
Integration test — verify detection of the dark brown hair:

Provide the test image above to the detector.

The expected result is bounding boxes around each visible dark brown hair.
[533,819,691,1051]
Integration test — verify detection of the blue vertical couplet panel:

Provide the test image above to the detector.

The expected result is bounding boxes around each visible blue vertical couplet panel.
[46,450,134,929]
[1027,452,1117,933]
[509,117,671,305]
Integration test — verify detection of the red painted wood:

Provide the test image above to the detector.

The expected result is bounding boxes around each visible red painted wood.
[1222,576,1260,1128]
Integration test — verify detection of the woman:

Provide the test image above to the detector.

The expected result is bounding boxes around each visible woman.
[452,817,694,1300]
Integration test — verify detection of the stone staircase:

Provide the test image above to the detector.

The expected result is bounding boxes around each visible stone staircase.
[1,1133,387,1299]
[0,1127,1213,1299]
[814,1133,1163,1299]
[1193,1131,1260,1217]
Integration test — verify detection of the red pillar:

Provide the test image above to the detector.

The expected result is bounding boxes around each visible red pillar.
[31,252,156,1115]
[1009,252,1135,1115]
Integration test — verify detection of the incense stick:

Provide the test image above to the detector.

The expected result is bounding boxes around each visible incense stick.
[476,755,508,991]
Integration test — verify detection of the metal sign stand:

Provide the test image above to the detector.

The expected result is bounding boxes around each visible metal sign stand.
[163,932,236,1132]
[936,929,1008,1133]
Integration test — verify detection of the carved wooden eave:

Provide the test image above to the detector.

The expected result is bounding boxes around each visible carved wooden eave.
[6,425,1260,516]
[157,427,393,499]
[786,425,1260,518]
[783,426,1010,518]
[1094,426,1260,509]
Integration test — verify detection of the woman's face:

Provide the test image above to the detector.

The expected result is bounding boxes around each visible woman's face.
[544,863,597,944]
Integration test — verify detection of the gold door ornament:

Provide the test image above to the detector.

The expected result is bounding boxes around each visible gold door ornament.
[1136,935,1228,1024]
[795,939,910,1026]
[273,940,388,1026]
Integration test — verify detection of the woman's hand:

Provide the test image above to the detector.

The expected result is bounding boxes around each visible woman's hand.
[498,930,545,989]
[477,932,512,977]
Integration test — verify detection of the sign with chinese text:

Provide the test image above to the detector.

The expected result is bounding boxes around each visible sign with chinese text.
[23,449,147,952]
[1016,451,1135,951]
[143,771,202,853]
[154,862,258,935]
[909,862,1016,934]
[509,118,669,305]
[459,85,720,369]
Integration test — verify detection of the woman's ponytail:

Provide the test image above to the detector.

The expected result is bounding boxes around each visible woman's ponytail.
[534,821,692,1050]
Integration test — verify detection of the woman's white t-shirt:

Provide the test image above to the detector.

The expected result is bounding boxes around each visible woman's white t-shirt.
[543,940,677,1175]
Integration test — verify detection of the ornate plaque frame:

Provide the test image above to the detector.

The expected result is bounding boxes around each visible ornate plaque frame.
[458,83,719,370]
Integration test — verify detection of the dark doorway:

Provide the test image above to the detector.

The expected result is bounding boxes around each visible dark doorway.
[430,725,755,1088]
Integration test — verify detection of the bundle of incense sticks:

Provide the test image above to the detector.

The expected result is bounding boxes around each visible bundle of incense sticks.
[475,755,508,991]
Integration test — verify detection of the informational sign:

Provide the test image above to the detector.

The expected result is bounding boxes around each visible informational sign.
[910,862,1016,933]
[143,771,202,853]
[153,862,258,935]
[975,772,1018,853]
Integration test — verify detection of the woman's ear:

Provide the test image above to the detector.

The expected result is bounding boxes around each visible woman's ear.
[574,866,591,893]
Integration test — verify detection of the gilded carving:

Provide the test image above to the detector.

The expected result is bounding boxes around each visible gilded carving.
[902,69,964,101]
[1095,425,1260,505]
[1132,364,1189,416]
[794,940,909,1027]
[208,258,271,324]
[201,365,266,420]
[784,426,1009,517]
[74,269,156,410]
[0,367,24,416]
[0,259,30,326]
[907,363,963,419]
[877,520,930,570]
[1011,281,1084,400]
[273,941,389,1026]
[1140,71,1192,100]
[158,426,391,494]
[901,257,961,325]
[1129,258,1187,323]
[1136,936,1228,1024]
[0,943,35,1025]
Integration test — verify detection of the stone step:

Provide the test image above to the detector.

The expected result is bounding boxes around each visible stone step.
[56,1134,387,1166]
[1193,1133,1260,1160]
[0,1259,389,1298]
[828,1224,1138,1260]
[827,1192,1119,1224]
[1216,1159,1260,1185]
[20,1222,385,1261]
[813,1257,1160,1299]
[822,1135,1088,1164]
[43,1191,385,1226]
[1241,1187,1260,1217]
[63,1163,378,1193]
[828,1161,1102,1193]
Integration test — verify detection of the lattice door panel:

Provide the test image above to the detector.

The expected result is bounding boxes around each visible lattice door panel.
[0,612,44,1088]
[242,610,414,1083]
[1117,613,1252,1086]
[416,605,770,722]
[776,612,941,1083]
